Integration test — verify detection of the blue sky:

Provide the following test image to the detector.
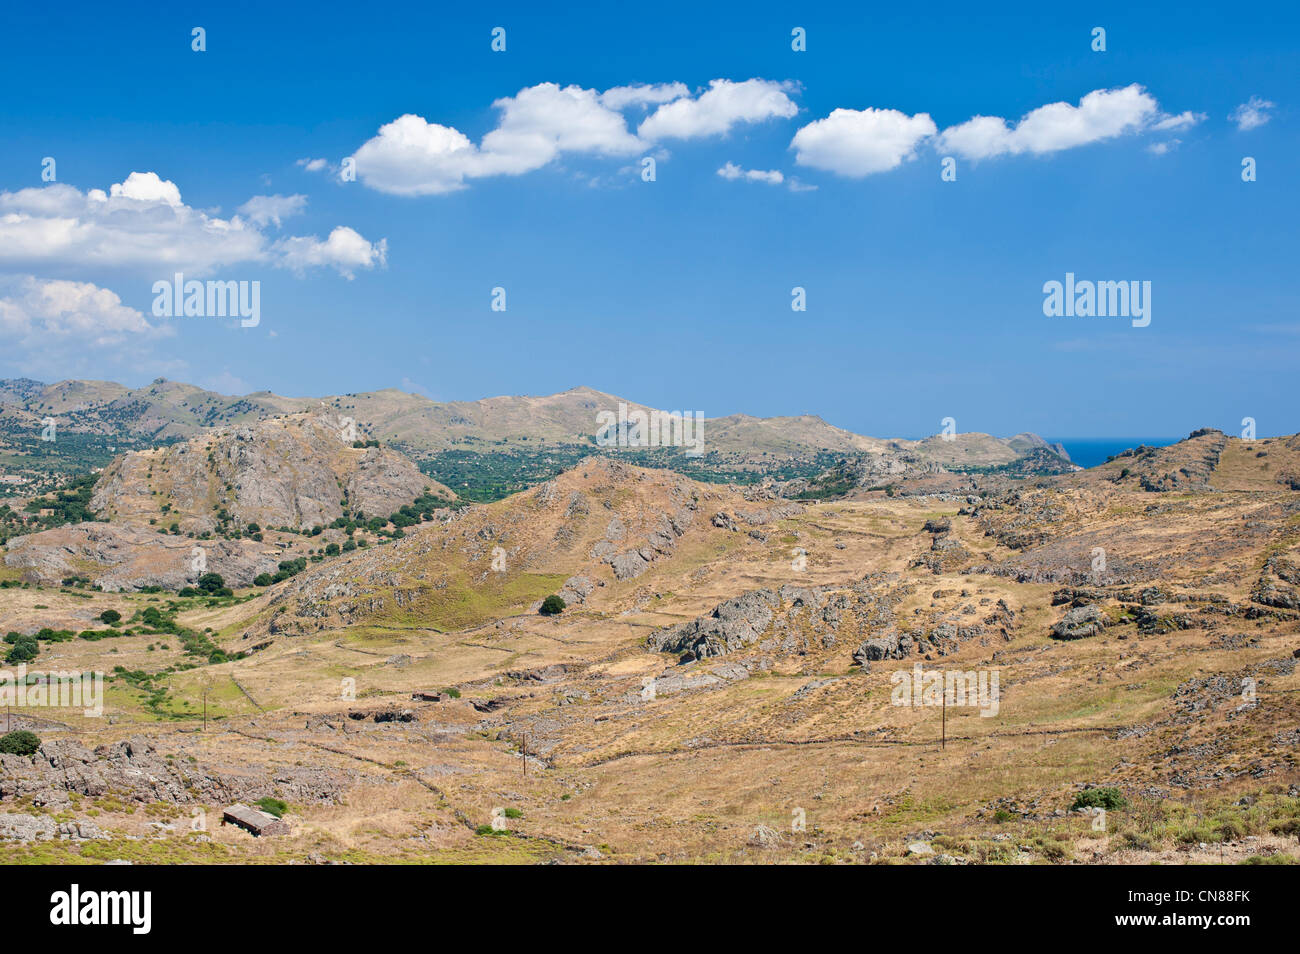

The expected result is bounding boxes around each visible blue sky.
[0,0,1295,439]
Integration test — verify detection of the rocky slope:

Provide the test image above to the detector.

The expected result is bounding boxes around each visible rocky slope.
[89,410,451,533]
[3,411,451,590]
[246,457,752,637]
[3,522,282,591]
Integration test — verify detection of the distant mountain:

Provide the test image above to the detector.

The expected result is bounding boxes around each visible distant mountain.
[0,378,1072,474]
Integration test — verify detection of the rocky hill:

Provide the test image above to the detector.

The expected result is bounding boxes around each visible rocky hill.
[3,411,452,590]
[246,456,781,637]
[90,411,451,533]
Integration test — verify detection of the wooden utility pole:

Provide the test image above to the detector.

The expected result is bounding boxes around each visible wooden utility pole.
[522,734,527,776]
[202,685,209,731]
[941,689,947,750]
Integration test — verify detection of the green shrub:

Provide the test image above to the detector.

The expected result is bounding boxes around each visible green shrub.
[4,634,39,664]
[0,730,41,756]
[99,609,122,625]
[255,797,288,818]
[539,594,566,616]
[1073,787,1128,811]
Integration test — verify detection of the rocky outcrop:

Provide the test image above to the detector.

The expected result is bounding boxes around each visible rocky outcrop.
[1051,604,1108,640]
[649,575,906,662]
[4,522,281,591]
[0,736,342,808]
[0,813,108,842]
[600,508,695,581]
[852,630,914,666]
[649,589,780,659]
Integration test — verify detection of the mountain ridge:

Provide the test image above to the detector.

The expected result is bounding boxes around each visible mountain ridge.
[0,376,1070,468]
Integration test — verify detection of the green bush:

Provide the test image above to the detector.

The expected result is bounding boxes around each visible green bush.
[4,634,39,664]
[1073,787,1128,811]
[99,609,122,625]
[0,730,41,756]
[255,797,288,817]
[539,594,566,616]
[196,572,226,593]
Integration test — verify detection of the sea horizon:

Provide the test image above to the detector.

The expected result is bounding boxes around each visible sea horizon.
[1049,437,1183,469]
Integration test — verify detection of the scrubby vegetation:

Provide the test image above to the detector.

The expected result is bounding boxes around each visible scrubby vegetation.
[0,730,41,755]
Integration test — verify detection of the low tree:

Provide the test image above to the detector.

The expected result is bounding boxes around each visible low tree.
[4,633,38,664]
[99,609,122,625]
[539,594,566,616]
[0,730,40,756]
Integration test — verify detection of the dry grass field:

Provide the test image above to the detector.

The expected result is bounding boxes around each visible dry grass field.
[2,441,1298,864]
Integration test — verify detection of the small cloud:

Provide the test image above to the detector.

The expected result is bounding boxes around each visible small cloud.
[297,157,330,172]
[936,85,1157,161]
[1151,110,1205,131]
[600,82,690,111]
[792,107,936,176]
[109,171,183,207]
[276,226,387,278]
[637,79,799,141]
[1230,96,1274,131]
[237,193,308,227]
[717,162,784,185]
[1147,140,1180,155]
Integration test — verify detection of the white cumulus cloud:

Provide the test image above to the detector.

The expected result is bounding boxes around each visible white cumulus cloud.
[936,84,1159,160]
[0,175,383,278]
[791,107,937,176]
[276,226,387,278]
[109,171,183,207]
[351,78,800,196]
[0,275,163,348]
[637,79,798,141]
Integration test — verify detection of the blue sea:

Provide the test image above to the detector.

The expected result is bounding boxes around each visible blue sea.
[1049,438,1182,470]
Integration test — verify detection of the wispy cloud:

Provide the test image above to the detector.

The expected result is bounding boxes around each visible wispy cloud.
[717,162,784,185]
[1230,96,1274,131]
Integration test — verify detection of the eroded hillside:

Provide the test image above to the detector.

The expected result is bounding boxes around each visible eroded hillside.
[1,439,1296,864]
